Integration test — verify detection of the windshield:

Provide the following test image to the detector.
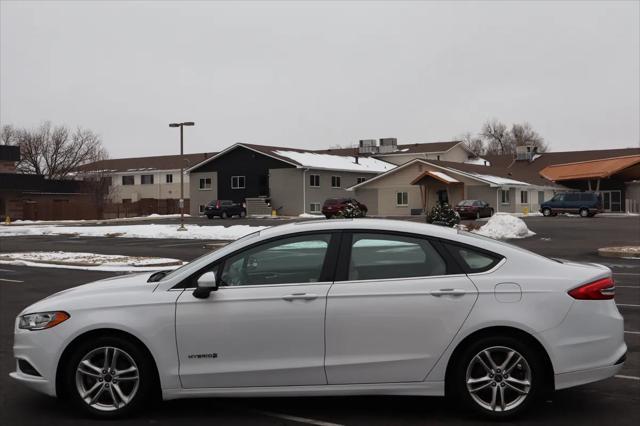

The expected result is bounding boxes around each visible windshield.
[458,200,475,206]
[159,230,261,281]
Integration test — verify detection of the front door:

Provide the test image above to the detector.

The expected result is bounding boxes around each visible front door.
[176,233,337,388]
[601,190,622,212]
[324,232,478,384]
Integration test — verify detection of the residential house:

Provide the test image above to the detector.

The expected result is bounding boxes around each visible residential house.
[187,143,395,216]
[349,146,640,215]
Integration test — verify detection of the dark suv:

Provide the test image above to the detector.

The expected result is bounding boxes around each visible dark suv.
[204,200,246,219]
[322,198,368,219]
[540,192,603,217]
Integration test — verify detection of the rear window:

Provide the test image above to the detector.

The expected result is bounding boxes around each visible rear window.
[458,200,474,206]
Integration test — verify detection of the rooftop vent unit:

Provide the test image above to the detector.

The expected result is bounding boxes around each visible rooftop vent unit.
[516,145,537,161]
[378,138,398,153]
[359,139,379,154]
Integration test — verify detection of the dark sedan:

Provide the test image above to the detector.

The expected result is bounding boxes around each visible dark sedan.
[454,200,494,219]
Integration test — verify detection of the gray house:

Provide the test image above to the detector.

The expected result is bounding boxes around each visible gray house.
[186,143,395,216]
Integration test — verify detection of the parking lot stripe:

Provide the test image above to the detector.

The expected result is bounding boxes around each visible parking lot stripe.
[0,278,23,283]
[0,268,15,272]
[256,410,344,426]
[615,375,640,381]
[617,303,640,308]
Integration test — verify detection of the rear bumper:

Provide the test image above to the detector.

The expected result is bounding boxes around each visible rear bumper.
[554,360,624,390]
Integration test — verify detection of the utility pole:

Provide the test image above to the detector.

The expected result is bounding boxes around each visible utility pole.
[169,121,195,231]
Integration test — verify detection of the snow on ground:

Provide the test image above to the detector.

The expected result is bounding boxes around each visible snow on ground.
[0,224,267,240]
[10,213,192,225]
[298,213,323,218]
[273,150,395,173]
[0,252,185,271]
[472,213,535,239]
[476,211,543,221]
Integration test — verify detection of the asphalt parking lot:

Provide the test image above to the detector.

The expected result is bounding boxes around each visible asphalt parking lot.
[0,216,638,425]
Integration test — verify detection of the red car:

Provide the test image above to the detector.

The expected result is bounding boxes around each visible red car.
[454,199,494,219]
[322,198,368,219]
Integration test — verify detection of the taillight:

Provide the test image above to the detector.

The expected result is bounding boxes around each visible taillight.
[568,277,615,300]
[215,200,220,208]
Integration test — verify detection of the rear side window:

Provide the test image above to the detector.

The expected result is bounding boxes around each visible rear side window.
[348,233,446,280]
[565,193,579,201]
[579,193,593,201]
[444,243,502,273]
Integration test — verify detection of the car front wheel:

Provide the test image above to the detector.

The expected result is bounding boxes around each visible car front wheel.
[542,208,552,217]
[63,335,153,418]
[579,208,589,218]
[450,336,544,419]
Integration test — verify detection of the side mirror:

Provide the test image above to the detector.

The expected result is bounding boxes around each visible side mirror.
[193,271,218,299]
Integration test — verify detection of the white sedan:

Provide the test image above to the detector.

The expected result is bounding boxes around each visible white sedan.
[11,219,626,419]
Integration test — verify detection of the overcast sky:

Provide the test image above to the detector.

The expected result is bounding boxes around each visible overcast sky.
[1,0,638,158]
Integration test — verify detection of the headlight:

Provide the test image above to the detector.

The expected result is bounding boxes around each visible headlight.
[18,311,70,331]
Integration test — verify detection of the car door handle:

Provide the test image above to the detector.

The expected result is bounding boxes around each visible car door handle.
[282,293,318,301]
[431,289,467,297]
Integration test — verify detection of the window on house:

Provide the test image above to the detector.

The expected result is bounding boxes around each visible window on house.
[122,175,134,186]
[103,176,112,187]
[500,189,510,204]
[141,174,154,185]
[199,204,205,214]
[520,190,528,204]
[231,176,246,189]
[166,174,173,183]
[396,192,409,206]
[199,177,212,190]
[356,177,366,184]
[309,202,321,213]
[437,155,441,160]
[331,176,341,188]
[309,174,320,187]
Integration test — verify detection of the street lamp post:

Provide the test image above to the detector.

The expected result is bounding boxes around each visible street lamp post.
[169,121,195,231]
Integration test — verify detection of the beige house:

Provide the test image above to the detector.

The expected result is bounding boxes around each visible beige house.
[349,158,556,216]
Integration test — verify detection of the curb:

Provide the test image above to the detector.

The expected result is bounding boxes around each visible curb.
[598,246,640,259]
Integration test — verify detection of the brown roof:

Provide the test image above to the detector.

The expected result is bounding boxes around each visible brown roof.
[410,170,462,185]
[318,141,462,156]
[78,152,217,173]
[539,155,640,181]
[481,148,640,186]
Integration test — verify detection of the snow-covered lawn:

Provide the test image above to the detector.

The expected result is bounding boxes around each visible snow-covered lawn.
[0,224,267,240]
[0,252,185,271]
[472,213,535,239]
[9,213,192,225]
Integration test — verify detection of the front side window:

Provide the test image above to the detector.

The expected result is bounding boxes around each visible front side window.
[348,233,446,281]
[396,192,408,206]
[141,174,154,185]
[231,176,246,189]
[309,174,320,187]
[122,175,134,185]
[199,177,212,190]
[220,234,332,286]
[500,190,510,204]
[331,176,341,188]
[356,177,366,184]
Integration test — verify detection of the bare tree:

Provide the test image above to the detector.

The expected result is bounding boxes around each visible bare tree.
[510,122,547,153]
[459,132,485,157]
[13,121,107,179]
[480,119,513,155]
[1,124,17,145]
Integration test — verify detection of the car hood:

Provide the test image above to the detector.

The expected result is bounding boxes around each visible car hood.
[20,272,157,315]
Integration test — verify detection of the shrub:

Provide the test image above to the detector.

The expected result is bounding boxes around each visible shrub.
[426,202,460,227]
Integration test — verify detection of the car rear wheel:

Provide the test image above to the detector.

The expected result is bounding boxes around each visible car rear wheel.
[450,335,544,419]
[63,335,153,418]
[476,212,481,219]
[579,208,589,218]
[206,215,213,220]
[542,208,552,217]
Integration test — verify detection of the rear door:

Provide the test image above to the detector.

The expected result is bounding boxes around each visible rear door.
[324,232,478,384]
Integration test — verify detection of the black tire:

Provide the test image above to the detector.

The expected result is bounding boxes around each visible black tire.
[62,335,155,418]
[542,208,552,217]
[489,209,494,217]
[448,335,545,420]
[239,211,246,218]
[206,215,213,220]
[579,208,589,218]
[221,211,228,219]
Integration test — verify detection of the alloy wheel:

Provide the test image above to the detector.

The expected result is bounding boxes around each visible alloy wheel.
[75,346,140,412]
[465,346,531,413]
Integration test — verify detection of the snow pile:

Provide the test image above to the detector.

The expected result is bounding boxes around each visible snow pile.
[464,157,490,166]
[298,213,323,218]
[10,213,192,225]
[472,213,535,239]
[0,224,266,240]
[273,150,395,173]
[0,251,185,271]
